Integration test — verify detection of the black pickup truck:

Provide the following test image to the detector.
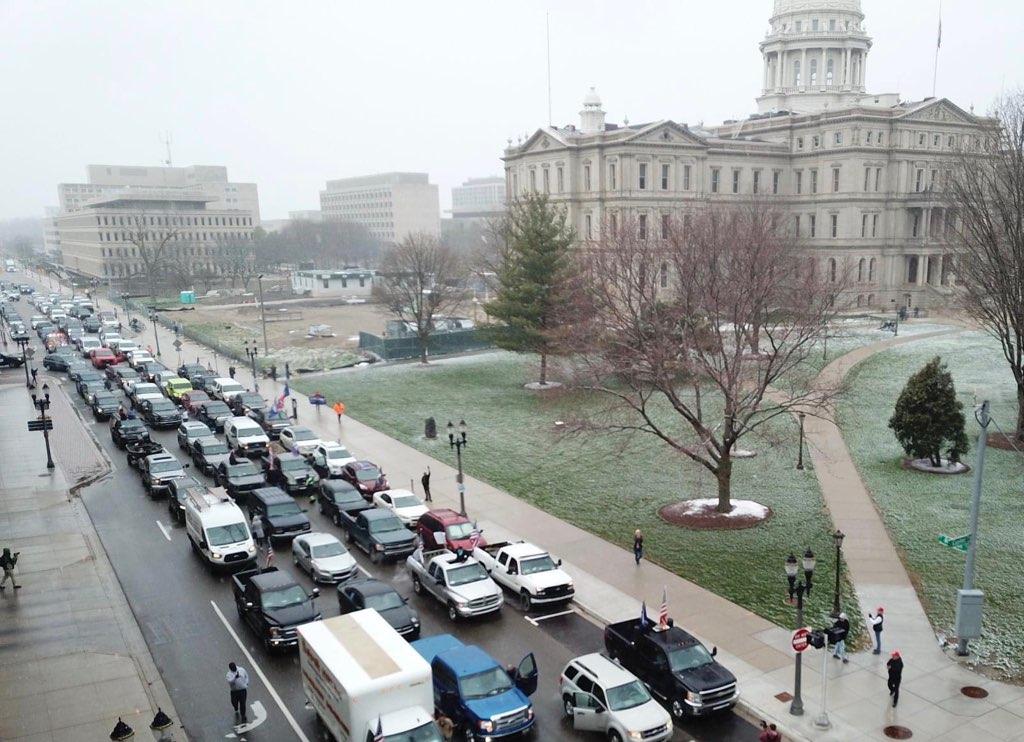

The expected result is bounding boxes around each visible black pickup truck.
[604,618,738,720]
[260,450,319,497]
[231,566,321,650]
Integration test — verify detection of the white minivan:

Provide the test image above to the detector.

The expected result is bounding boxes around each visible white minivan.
[224,416,270,457]
[184,487,257,568]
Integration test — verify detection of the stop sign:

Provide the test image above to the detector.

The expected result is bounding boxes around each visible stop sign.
[791,627,811,653]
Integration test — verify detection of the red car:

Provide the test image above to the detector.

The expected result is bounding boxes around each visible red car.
[90,347,118,368]
[416,508,486,553]
[340,460,389,500]
[181,390,211,415]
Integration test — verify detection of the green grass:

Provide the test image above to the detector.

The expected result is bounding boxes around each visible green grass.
[295,352,861,632]
[839,332,1024,679]
[176,320,361,372]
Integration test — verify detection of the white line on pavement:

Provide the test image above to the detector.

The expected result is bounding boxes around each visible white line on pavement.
[210,600,311,742]
[528,608,576,623]
[155,520,172,541]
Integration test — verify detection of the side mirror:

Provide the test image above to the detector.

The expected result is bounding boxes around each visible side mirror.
[557,558,563,567]
[301,508,308,513]
[711,646,718,657]
[594,706,605,714]
[311,587,320,598]
[183,463,191,469]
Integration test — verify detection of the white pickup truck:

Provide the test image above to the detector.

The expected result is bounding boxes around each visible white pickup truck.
[407,548,504,622]
[473,540,575,610]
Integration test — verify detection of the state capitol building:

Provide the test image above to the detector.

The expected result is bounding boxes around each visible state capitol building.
[502,0,992,311]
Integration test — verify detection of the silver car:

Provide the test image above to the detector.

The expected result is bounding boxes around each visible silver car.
[291,532,359,583]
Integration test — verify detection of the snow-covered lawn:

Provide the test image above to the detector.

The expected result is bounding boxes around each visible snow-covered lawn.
[296,351,861,631]
[839,331,1024,680]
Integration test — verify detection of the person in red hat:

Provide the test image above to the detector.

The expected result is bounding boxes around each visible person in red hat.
[886,651,904,707]
[868,606,885,654]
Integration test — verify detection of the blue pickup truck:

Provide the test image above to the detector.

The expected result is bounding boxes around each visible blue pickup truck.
[412,634,538,740]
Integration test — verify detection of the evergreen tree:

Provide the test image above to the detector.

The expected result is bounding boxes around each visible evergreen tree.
[888,356,969,466]
[484,193,576,385]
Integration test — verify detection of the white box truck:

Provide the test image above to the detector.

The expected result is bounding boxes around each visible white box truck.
[298,609,442,742]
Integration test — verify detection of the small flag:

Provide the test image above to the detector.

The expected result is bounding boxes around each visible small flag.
[270,383,290,418]
[469,526,482,549]
[373,716,384,742]
[264,546,274,569]
[659,587,669,629]
[640,601,649,627]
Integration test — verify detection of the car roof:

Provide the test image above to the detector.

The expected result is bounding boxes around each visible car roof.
[287,426,314,435]
[569,653,637,686]
[182,421,210,430]
[252,569,299,590]
[345,578,395,597]
[362,509,395,521]
[352,460,378,470]
[423,508,466,524]
[322,479,359,493]
[147,453,179,464]
[278,452,305,461]
[253,486,290,503]
[301,532,341,547]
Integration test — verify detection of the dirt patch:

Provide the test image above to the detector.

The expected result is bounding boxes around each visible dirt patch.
[987,432,1024,454]
[900,458,971,475]
[659,498,772,530]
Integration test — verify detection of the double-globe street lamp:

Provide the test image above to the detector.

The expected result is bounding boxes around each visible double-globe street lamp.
[785,549,816,717]
[14,335,32,387]
[244,339,260,393]
[447,420,468,516]
[32,383,56,470]
[830,529,846,618]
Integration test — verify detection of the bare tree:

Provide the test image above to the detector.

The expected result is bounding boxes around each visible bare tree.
[375,233,466,364]
[123,212,182,302]
[947,91,1024,440]
[561,203,843,512]
[220,236,257,290]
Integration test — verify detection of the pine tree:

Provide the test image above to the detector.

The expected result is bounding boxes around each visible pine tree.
[484,193,576,385]
[888,356,969,466]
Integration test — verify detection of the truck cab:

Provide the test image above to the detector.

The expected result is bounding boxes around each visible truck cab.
[231,566,320,650]
[412,634,537,740]
[346,509,416,563]
[311,441,356,478]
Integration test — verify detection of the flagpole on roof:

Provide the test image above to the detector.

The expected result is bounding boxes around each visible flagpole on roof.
[932,0,942,98]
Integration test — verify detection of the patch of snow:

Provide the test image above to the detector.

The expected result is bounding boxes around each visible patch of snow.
[907,458,969,474]
[678,498,769,519]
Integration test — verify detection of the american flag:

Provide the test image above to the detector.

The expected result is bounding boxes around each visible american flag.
[373,716,384,742]
[640,601,649,627]
[468,525,483,550]
[269,383,290,419]
[658,587,669,629]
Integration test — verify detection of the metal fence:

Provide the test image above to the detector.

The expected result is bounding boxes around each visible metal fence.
[358,329,492,361]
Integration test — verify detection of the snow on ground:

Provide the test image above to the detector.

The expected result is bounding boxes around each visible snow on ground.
[677,498,770,518]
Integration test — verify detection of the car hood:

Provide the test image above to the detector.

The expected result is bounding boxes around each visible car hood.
[228,473,265,487]
[205,452,231,466]
[237,433,269,444]
[151,469,186,481]
[295,440,320,453]
[394,504,429,520]
[135,392,163,401]
[377,603,417,630]
[520,568,573,591]
[268,513,309,529]
[449,577,502,603]
[312,553,356,573]
[283,470,317,485]
[265,601,318,628]
[375,529,415,547]
[326,457,356,471]
[675,662,736,693]
[614,700,671,731]
[465,692,531,723]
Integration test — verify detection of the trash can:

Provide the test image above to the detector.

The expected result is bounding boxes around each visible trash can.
[425,417,437,439]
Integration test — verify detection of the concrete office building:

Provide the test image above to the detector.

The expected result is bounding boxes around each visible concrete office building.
[450,176,506,221]
[319,172,440,243]
[42,207,62,258]
[502,0,992,311]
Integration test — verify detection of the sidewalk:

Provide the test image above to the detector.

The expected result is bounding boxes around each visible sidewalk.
[97,288,1024,741]
[0,377,181,740]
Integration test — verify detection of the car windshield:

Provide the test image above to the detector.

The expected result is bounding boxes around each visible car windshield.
[150,402,176,412]
[447,562,489,586]
[327,447,351,459]
[667,644,715,673]
[119,371,140,380]
[520,555,557,575]
[94,394,118,405]
[149,460,181,473]
[606,680,652,711]
[122,420,146,431]
[240,394,264,407]
[229,463,260,477]
[311,542,345,558]
[293,429,317,442]
[459,667,513,700]
[364,591,404,611]
[356,467,381,482]
[187,425,211,437]
[446,522,475,539]
[336,492,363,507]
[203,441,230,455]
[220,381,244,393]
[134,385,159,394]
[392,495,421,509]
[207,522,249,546]
[235,425,263,437]
[207,403,231,415]
[368,517,403,534]
[280,458,309,472]
[267,502,301,517]
[382,720,442,742]
[262,584,308,610]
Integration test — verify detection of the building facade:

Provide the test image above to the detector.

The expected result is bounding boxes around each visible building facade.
[450,176,507,221]
[502,0,991,310]
[319,172,440,243]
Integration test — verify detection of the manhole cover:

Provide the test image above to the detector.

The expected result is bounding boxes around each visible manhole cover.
[883,726,913,739]
[961,686,989,698]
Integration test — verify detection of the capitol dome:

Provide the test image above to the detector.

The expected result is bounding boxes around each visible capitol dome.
[582,87,602,107]
[772,0,862,14]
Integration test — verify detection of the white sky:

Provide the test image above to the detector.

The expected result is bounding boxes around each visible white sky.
[1,0,1022,221]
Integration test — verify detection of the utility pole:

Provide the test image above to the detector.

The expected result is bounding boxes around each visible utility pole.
[956,400,989,656]
[257,275,269,355]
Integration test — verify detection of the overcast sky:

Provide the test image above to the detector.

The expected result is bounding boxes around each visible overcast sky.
[2,0,1022,221]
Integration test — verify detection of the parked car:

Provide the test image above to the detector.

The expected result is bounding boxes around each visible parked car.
[110,417,150,448]
[196,401,233,432]
[231,566,320,650]
[114,367,141,391]
[177,362,207,380]
[417,509,486,553]
[224,416,270,457]
[261,448,319,497]
[167,476,209,524]
[139,452,188,498]
[337,578,419,639]
[79,336,102,357]
[176,420,213,451]
[311,441,356,478]
[291,532,358,584]
[89,348,119,369]
[42,351,71,372]
[248,486,311,541]
[77,379,107,404]
[128,382,163,409]
[190,436,232,475]
[138,361,170,383]
[317,479,372,529]
[139,398,182,428]
[406,548,503,622]
[278,426,320,457]
[373,489,428,529]
[344,509,416,564]
[339,460,389,499]
[181,389,211,415]
[91,391,122,421]
[209,377,247,402]
[248,408,290,440]
[163,376,193,402]
[126,349,155,369]
[215,459,267,502]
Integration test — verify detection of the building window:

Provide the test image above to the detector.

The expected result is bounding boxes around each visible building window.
[918,133,926,146]
[869,258,876,281]
[585,214,592,239]
[907,255,919,282]
[930,169,938,190]
[794,59,801,86]
[772,170,780,194]
[809,214,817,237]
[948,135,956,148]
[542,169,550,194]
[529,170,536,191]
[638,214,647,240]
[864,167,871,191]
[872,214,879,237]
[830,214,838,237]
[829,18,836,31]
[797,137,804,150]
[732,169,741,194]
[683,165,691,190]
[752,170,761,194]
[660,262,669,288]
[811,169,818,193]
[862,213,868,237]
[638,163,647,190]
[832,167,840,192]
[858,258,865,282]
[813,135,820,148]
[661,164,670,190]
[834,131,843,145]
[711,168,720,193]
[796,170,803,194]
[795,20,802,32]
[875,167,883,191]
[867,131,874,144]
[661,214,670,239]
[512,173,518,193]
[828,257,837,282]
[912,212,921,237]
[812,18,820,31]
[609,163,617,190]
[795,215,802,235]
[557,166,564,192]
[915,169,924,192]
[810,58,818,86]
[610,213,617,233]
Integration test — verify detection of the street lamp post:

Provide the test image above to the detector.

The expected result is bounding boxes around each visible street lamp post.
[830,529,846,618]
[785,549,816,716]
[447,420,468,516]
[15,335,31,387]
[256,275,269,355]
[890,298,899,336]
[32,383,55,470]
[796,411,806,470]
[244,339,260,393]
[149,310,162,358]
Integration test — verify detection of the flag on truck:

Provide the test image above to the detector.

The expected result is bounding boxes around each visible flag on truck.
[658,586,669,629]
[468,525,482,549]
[269,383,290,419]
[373,716,384,742]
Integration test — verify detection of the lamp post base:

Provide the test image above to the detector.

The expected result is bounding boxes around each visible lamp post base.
[789,700,804,716]
[814,713,831,729]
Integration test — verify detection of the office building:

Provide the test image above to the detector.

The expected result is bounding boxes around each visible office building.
[319,172,440,243]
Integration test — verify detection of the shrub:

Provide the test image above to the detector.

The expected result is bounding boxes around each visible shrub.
[888,356,968,466]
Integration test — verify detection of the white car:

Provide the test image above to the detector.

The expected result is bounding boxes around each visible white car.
[312,441,356,477]
[130,382,164,408]
[292,532,359,583]
[79,336,102,358]
[279,426,321,457]
[373,489,428,529]
[127,349,155,369]
[100,332,122,348]
[209,377,246,402]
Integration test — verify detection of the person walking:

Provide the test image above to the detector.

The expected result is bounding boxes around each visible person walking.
[758,721,782,742]
[0,548,21,590]
[30,367,38,387]
[251,516,267,553]
[868,607,885,655]
[886,651,904,707]
[832,612,850,663]
[226,662,250,722]
[333,401,345,423]
[421,467,432,502]
[291,397,298,421]
[633,529,644,565]
[228,365,236,379]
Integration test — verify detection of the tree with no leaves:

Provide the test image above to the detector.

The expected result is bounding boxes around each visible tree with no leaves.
[484,193,577,386]
[947,90,1024,440]
[376,233,466,364]
[560,203,843,513]
[122,211,183,302]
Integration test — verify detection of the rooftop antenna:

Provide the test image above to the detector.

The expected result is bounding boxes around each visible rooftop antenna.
[931,0,942,98]
[160,131,173,167]
[546,12,552,127]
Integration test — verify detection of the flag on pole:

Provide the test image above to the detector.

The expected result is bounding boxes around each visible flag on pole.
[269,383,290,418]
[640,601,649,627]
[373,716,384,742]
[658,587,669,629]
[468,525,483,550]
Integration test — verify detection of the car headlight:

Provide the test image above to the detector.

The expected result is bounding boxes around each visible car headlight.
[526,708,534,720]
[210,549,222,558]
[270,627,280,637]
[374,543,384,551]
[478,720,494,733]
[247,545,256,554]
[686,691,701,704]
[410,616,420,625]
[628,732,644,742]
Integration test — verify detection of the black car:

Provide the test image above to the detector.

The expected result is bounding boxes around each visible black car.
[177,363,207,380]
[191,373,219,393]
[110,417,150,448]
[83,316,101,333]
[78,379,107,403]
[67,364,95,383]
[247,408,290,440]
[190,436,232,475]
[196,401,233,432]
[75,371,105,395]
[140,398,182,428]
[91,392,121,421]
[139,361,170,383]
[214,460,267,502]
[114,367,141,391]
[42,351,71,371]
[167,476,209,523]
[0,352,25,368]
[337,579,420,640]
[230,392,266,416]
[318,479,372,528]
[248,487,310,541]
[105,363,132,382]
[35,322,55,339]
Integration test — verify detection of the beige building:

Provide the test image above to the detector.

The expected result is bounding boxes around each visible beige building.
[502,0,991,311]
[450,176,506,221]
[319,172,440,243]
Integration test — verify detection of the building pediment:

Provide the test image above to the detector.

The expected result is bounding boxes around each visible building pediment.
[520,128,571,153]
[621,120,707,147]
[895,99,978,125]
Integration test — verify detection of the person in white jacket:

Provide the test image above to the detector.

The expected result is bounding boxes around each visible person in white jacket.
[868,607,885,655]
[226,662,250,722]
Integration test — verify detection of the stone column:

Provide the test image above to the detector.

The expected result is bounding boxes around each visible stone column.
[801,49,808,88]
[844,47,851,86]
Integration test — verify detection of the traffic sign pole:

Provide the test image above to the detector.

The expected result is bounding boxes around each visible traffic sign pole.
[958,400,990,656]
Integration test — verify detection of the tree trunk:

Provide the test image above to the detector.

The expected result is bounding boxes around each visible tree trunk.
[539,352,548,385]
[715,455,733,513]
[1015,382,1024,441]
[419,334,429,365]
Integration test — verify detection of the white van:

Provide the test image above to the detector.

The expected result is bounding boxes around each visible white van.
[224,416,270,457]
[184,487,257,568]
[209,377,246,402]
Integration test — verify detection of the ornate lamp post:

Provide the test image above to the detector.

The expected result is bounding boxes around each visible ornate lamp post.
[447,419,468,516]
[32,383,55,470]
[796,411,806,470]
[785,549,816,716]
[244,339,260,393]
[831,529,845,618]
[148,310,162,357]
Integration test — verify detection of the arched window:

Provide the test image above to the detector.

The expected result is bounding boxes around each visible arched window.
[810,59,818,86]
[867,294,874,306]
[857,258,865,282]
[868,258,876,282]
[826,58,834,85]
[828,258,837,283]
[794,60,802,86]
[660,262,668,288]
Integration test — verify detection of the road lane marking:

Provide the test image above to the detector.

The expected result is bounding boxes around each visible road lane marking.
[209,600,311,742]
[525,608,576,626]
[224,700,267,737]
[156,520,172,541]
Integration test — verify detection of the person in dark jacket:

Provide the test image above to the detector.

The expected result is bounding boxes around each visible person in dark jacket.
[0,548,21,589]
[421,467,432,502]
[868,606,885,654]
[832,612,850,663]
[887,651,904,707]
[633,529,644,565]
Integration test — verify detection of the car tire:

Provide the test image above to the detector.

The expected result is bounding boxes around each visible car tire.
[563,695,575,718]
[412,575,423,595]
[370,549,382,565]
[520,590,532,611]
[608,732,623,742]
[670,700,685,721]
[332,512,341,527]
[346,530,354,544]
[447,602,459,622]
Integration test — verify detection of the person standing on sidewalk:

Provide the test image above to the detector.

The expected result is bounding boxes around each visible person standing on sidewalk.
[0,548,22,590]
[886,651,904,707]
[633,529,644,565]
[226,662,250,722]
[868,607,885,654]
[333,400,345,423]
[291,397,298,421]
[832,612,850,663]
[421,467,432,502]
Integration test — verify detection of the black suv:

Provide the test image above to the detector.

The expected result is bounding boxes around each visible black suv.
[140,398,182,428]
[215,459,267,502]
[91,391,121,421]
[111,417,150,448]
[196,401,233,432]
[248,487,310,542]
[247,409,290,440]
[230,392,266,416]
[167,476,209,524]
[190,436,232,475]
[318,479,372,529]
